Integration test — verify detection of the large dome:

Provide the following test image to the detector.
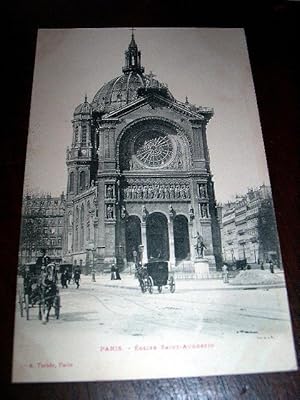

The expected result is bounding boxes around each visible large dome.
[91,72,174,113]
[91,33,174,114]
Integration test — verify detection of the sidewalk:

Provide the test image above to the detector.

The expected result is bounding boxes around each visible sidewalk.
[80,273,285,292]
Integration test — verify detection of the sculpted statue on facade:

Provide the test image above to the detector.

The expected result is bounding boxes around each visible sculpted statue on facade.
[169,204,175,219]
[132,185,137,199]
[200,203,209,218]
[142,205,148,222]
[106,184,113,198]
[143,185,148,199]
[189,205,194,221]
[180,185,186,199]
[137,185,143,199]
[106,204,114,219]
[123,183,192,201]
[158,185,165,199]
[121,205,127,219]
[199,184,207,198]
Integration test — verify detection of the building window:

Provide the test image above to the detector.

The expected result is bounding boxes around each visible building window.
[74,126,79,143]
[82,125,87,144]
[80,204,85,250]
[79,171,86,190]
[87,221,90,241]
[80,204,85,225]
[75,226,79,251]
[69,172,75,192]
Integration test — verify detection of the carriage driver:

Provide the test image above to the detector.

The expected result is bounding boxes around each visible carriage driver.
[41,263,58,323]
[36,248,51,271]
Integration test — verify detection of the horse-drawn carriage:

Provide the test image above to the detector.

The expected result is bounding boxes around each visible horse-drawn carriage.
[136,260,175,294]
[223,259,247,271]
[18,262,60,323]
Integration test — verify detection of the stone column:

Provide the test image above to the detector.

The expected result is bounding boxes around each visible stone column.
[168,220,175,268]
[189,222,196,261]
[140,222,148,264]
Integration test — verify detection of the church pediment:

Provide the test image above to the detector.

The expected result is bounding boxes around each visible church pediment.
[101,92,212,122]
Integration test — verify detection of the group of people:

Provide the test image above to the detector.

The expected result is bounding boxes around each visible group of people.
[61,267,81,289]
[260,259,276,273]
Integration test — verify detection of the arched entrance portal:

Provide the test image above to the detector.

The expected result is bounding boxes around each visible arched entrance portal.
[146,213,169,260]
[174,215,190,261]
[125,216,141,261]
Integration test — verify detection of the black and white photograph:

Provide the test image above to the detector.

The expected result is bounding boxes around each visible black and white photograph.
[12,28,297,382]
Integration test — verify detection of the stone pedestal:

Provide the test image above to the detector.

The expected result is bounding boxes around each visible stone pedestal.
[194,257,210,277]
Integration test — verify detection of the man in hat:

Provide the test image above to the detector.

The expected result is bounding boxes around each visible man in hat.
[74,266,81,288]
[36,248,51,271]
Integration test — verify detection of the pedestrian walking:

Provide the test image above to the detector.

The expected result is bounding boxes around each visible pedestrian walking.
[74,267,81,288]
[115,264,121,280]
[91,268,96,282]
[111,263,116,280]
[61,268,68,288]
[222,264,229,283]
[269,260,274,274]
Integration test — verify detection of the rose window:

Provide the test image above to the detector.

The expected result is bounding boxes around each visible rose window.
[134,131,174,168]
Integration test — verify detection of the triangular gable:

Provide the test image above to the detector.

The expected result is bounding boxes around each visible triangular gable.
[102,92,212,121]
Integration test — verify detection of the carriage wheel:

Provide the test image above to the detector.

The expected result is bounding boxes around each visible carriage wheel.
[38,303,42,320]
[54,295,60,319]
[18,290,24,317]
[147,277,153,294]
[41,300,47,324]
[169,276,175,293]
[25,294,30,320]
[158,286,162,293]
[139,279,146,293]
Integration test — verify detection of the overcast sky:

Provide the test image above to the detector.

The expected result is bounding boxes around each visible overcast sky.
[24,28,270,203]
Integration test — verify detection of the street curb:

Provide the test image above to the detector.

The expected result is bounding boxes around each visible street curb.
[98,283,285,292]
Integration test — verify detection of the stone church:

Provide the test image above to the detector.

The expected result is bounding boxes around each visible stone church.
[63,33,222,271]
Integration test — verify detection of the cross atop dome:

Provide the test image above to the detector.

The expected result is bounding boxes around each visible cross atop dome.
[122,28,144,74]
[129,28,137,48]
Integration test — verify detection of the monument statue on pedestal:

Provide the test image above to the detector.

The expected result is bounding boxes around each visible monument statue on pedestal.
[194,231,207,258]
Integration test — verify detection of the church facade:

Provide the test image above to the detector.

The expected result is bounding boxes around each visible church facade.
[63,33,222,271]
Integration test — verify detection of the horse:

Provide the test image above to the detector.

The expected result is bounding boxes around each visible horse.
[41,264,59,323]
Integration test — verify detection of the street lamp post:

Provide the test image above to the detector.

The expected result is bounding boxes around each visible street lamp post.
[138,244,144,266]
[91,249,96,282]
[87,243,96,282]
[242,243,247,262]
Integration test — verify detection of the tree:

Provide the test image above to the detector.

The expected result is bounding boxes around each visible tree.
[257,197,281,265]
[19,193,49,264]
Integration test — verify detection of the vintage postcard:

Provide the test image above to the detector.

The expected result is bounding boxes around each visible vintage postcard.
[12,28,297,382]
